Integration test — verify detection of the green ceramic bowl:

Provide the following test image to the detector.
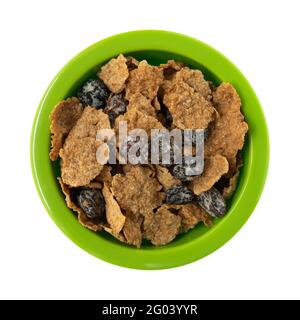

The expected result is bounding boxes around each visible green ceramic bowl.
[30,30,269,270]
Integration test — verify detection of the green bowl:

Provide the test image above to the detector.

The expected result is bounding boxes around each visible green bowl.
[30,30,269,270]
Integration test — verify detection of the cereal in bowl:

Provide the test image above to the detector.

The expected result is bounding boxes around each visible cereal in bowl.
[49,55,248,247]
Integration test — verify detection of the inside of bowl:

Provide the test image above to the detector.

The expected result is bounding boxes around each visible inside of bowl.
[52,50,250,249]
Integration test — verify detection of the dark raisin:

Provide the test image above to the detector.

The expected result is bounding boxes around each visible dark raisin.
[165,185,194,204]
[196,187,226,218]
[76,188,106,221]
[172,157,203,181]
[77,79,110,109]
[172,164,192,182]
[172,163,193,182]
[104,92,128,124]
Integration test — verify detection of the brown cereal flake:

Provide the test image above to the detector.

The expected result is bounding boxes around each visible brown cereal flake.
[103,226,127,243]
[67,106,110,140]
[163,203,212,232]
[49,97,83,161]
[58,178,81,214]
[141,211,154,233]
[60,107,111,187]
[144,164,156,176]
[50,56,249,247]
[123,212,143,248]
[125,60,164,101]
[116,108,164,135]
[225,156,237,179]
[155,165,180,190]
[99,54,129,93]
[177,203,212,232]
[111,166,164,216]
[213,82,241,114]
[58,178,102,232]
[122,164,155,176]
[205,83,248,159]
[127,93,156,117]
[173,67,211,100]
[60,137,102,187]
[179,207,199,232]
[85,181,102,189]
[223,169,240,200]
[222,154,243,199]
[163,80,215,129]
[94,166,112,184]
[122,164,135,174]
[143,206,181,246]
[189,154,229,195]
[102,183,126,234]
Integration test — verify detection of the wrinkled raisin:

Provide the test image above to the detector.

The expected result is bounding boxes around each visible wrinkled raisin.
[104,92,128,123]
[165,185,194,204]
[76,188,106,221]
[196,187,226,218]
[172,165,192,182]
[77,79,110,109]
[172,163,193,182]
[172,157,203,182]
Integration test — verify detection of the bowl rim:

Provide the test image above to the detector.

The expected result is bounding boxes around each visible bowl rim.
[30,30,269,270]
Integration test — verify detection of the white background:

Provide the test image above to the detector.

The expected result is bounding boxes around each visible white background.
[0,0,299,300]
